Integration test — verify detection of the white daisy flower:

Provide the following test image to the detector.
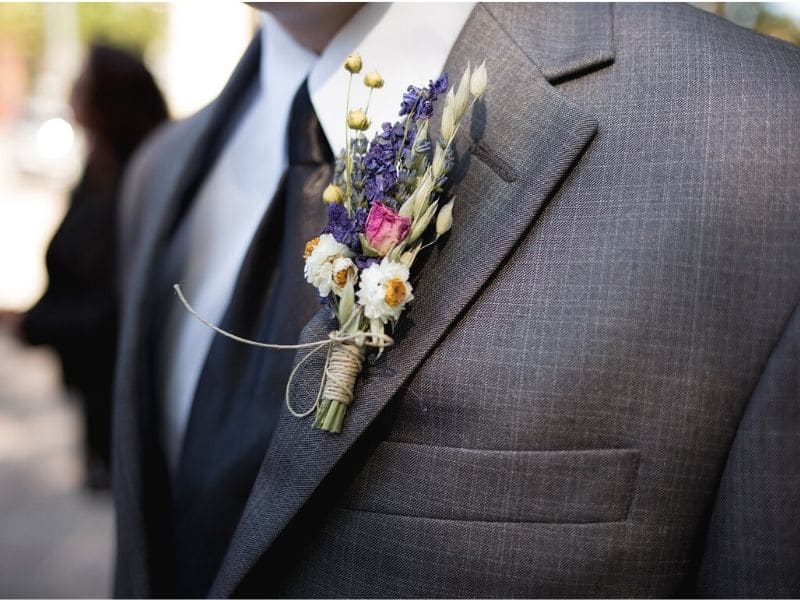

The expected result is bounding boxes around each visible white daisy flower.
[304,234,354,297]
[357,259,414,323]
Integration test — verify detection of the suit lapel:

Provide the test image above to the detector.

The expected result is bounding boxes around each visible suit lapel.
[140,33,262,439]
[115,35,262,595]
[212,4,612,596]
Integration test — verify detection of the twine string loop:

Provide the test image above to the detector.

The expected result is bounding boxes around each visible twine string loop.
[173,283,393,419]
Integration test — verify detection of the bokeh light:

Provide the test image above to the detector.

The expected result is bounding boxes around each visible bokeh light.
[35,117,74,160]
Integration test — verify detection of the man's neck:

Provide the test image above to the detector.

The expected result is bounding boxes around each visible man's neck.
[252,3,365,54]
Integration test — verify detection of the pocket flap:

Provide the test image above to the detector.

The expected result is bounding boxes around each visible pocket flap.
[342,442,640,523]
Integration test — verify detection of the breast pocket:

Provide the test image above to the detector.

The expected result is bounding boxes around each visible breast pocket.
[341,441,640,523]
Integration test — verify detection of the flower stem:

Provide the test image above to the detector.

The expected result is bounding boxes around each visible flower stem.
[314,399,332,428]
[345,73,354,215]
[395,95,421,176]
[321,400,344,432]
[332,402,347,433]
[365,87,374,116]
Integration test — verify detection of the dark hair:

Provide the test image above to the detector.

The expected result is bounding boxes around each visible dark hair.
[76,42,169,164]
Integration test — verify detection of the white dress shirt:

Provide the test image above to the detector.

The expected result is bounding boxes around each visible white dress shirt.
[161,3,475,471]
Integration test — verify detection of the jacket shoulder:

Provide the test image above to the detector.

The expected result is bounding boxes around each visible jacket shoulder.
[613,3,800,84]
[610,3,800,183]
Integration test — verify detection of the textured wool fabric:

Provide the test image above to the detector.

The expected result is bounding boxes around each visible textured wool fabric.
[113,3,800,598]
[695,304,800,597]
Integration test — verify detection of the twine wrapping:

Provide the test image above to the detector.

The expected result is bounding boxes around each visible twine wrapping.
[321,342,365,407]
[173,283,390,432]
[312,342,366,433]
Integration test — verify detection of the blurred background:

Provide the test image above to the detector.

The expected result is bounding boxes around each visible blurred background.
[0,3,257,597]
[0,2,797,597]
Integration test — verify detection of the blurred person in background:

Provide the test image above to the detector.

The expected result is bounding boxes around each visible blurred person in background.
[0,42,168,490]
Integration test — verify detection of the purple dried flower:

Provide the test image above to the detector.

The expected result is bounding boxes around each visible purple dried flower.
[399,87,420,118]
[363,121,414,204]
[322,204,368,253]
[430,72,449,97]
[398,73,449,121]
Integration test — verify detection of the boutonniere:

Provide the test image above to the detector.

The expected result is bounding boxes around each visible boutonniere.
[300,53,487,433]
[175,53,487,434]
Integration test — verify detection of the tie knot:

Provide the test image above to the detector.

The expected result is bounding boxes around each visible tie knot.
[289,80,333,166]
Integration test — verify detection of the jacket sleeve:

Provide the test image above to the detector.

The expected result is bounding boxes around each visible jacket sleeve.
[695,301,800,597]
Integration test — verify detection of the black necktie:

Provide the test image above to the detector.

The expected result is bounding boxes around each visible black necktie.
[170,80,332,597]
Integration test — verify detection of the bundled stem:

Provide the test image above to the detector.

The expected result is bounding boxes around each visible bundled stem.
[312,341,366,433]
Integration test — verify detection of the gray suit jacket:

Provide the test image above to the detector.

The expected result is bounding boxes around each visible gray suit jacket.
[114,3,800,597]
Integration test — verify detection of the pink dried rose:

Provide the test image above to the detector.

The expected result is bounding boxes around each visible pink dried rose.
[364,202,412,255]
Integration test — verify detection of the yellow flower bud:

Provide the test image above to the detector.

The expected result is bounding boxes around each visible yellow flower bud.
[363,70,384,88]
[347,109,370,131]
[322,184,344,204]
[344,53,362,74]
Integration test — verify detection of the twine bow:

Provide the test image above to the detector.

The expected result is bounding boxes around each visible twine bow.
[173,284,393,422]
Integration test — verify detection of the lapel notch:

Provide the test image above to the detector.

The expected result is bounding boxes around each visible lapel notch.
[486,2,615,83]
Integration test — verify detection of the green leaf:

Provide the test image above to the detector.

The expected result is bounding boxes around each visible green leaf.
[337,284,354,327]
[359,233,381,257]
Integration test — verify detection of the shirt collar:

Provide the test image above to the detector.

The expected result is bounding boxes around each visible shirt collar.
[259,3,475,156]
[309,2,475,154]
[259,11,317,118]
